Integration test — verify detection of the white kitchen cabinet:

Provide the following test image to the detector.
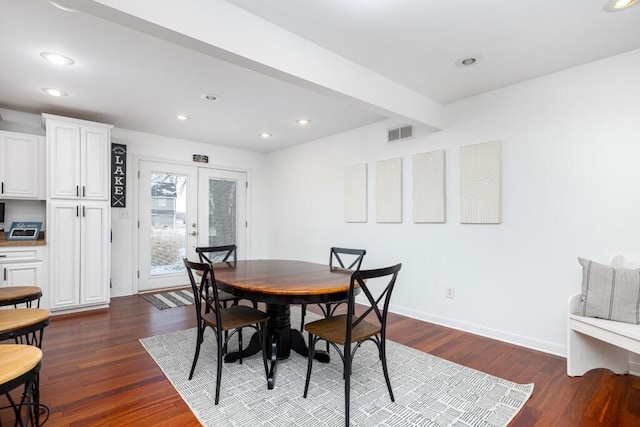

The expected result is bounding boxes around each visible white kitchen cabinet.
[0,246,45,306]
[43,114,112,201]
[0,131,45,200]
[2,261,43,287]
[47,201,110,310]
[0,246,44,287]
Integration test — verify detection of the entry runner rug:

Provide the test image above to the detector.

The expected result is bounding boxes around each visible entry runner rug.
[142,289,193,310]
[140,308,533,426]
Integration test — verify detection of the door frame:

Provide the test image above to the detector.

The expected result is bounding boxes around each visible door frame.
[132,155,252,294]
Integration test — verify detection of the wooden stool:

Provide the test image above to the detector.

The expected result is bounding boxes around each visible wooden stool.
[0,308,50,348]
[0,345,43,426]
[0,286,42,308]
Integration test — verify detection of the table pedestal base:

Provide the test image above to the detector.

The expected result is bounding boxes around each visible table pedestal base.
[224,303,329,388]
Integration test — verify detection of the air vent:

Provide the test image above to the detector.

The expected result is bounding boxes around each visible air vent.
[387,124,414,143]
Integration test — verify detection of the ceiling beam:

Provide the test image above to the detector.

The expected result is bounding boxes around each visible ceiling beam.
[60,0,443,131]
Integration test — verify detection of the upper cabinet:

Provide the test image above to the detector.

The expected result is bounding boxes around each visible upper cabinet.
[43,114,113,200]
[0,131,45,200]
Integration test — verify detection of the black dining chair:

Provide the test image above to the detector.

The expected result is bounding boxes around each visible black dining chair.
[196,245,239,305]
[183,258,269,404]
[196,245,258,309]
[303,263,401,427]
[299,247,366,332]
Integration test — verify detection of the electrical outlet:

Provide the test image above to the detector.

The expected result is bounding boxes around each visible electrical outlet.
[119,209,130,219]
[446,287,455,299]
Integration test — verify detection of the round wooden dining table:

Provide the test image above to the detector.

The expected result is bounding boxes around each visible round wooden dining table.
[212,259,354,389]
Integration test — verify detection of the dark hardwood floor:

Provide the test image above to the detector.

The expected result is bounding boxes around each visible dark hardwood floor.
[4,295,640,426]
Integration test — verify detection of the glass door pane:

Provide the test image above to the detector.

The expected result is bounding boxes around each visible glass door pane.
[198,169,247,260]
[207,178,237,248]
[138,161,197,291]
[150,173,188,276]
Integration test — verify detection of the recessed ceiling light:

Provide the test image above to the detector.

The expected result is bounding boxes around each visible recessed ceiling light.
[176,114,190,121]
[604,0,638,11]
[455,55,483,68]
[296,119,311,125]
[201,94,220,101]
[40,52,75,66]
[259,132,272,138]
[41,88,68,97]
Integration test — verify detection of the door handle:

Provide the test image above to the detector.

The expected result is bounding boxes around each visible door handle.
[191,231,197,236]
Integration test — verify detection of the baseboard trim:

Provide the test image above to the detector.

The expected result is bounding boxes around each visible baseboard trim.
[390,303,566,358]
[50,303,110,316]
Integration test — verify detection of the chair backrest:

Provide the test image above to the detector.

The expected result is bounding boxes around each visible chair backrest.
[346,264,402,343]
[183,258,222,327]
[196,245,237,267]
[330,247,366,271]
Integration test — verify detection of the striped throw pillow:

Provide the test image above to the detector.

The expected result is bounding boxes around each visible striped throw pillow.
[576,258,640,324]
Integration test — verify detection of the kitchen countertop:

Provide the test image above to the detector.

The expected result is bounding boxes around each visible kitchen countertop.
[0,232,46,247]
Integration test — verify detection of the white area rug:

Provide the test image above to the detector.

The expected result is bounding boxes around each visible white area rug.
[140,308,533,426]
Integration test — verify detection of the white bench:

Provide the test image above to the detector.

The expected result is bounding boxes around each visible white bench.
[567,256,640,376]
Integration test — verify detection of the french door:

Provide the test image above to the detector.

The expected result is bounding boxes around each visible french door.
[197,168,247,255]
[137,160,247,291]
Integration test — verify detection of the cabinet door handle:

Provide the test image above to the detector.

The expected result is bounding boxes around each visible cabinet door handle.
[76,206,79,217]
[0,255,6,258]
[3,268,6,282]
[83,206,86,217]
[76,185,79,197]
[1,182,3,194]
[82,186,86,198]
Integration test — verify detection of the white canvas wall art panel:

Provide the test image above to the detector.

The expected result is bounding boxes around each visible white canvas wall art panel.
[413,150,445,223]
[345,163,368,222]
[460,141,501,224]
[376,157,403,223]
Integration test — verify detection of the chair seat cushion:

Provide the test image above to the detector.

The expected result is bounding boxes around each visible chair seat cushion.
[305,313,380,345]
[0,286,42,306]
[0,308,50,334]
[203,306,268,331]
[0,345,42,385]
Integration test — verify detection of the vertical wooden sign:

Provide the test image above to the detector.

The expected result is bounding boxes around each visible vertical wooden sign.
[111,143,126,207]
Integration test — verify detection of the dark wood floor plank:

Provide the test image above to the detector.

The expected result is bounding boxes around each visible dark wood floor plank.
[2,295,638,426]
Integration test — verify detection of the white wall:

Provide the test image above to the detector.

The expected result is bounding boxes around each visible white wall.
[265,49,640,356]
[109,128,269,297]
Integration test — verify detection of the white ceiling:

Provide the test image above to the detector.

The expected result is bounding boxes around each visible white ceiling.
[1,0,639,153]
